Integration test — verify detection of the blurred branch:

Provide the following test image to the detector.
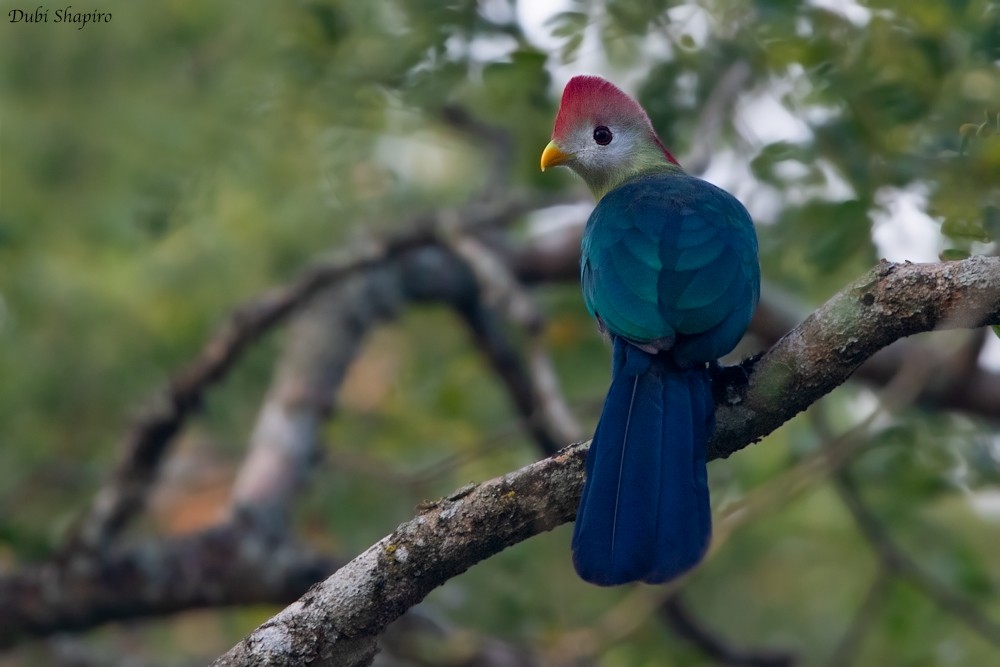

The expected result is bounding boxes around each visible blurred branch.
[683,60,754,175]
[64,229,433,552]
[439,105,513,200]
[450,236,582,453]
[212,255,1000,666]
[380,610,559,667]
[0,522,339,648]
[661,592,795,667]
[230,267,412,527]
[833,469,1000,648]
[64,197,543,552]
[229,222,583,519]
[808,367,1000,660]
[823,571,892,667]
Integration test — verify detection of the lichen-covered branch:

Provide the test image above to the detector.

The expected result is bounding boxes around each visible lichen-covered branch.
[213,256,1000,666]
[210,444,587,667]
[710,257,1000,459]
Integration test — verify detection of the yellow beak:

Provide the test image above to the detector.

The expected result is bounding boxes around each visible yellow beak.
[540,141,570,171]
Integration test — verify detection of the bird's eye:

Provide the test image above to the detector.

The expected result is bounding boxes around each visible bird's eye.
[593,126,613,145]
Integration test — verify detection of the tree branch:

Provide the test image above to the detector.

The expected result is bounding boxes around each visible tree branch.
[212,256,1000,665]
[710,257,1000,459]
[0,523,339,647]
[210,443,587,666]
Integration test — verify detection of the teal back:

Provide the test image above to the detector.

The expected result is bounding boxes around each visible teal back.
[581,172,759,364]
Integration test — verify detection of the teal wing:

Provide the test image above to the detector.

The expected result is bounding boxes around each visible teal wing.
[580,173,759,363]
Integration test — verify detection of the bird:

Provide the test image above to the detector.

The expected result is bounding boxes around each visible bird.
[540,76,759,586]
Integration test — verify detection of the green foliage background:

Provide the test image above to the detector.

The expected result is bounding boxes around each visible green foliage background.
[2,0,999,664]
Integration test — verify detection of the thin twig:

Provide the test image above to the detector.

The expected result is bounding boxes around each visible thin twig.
[683,60,754,175]
[440,104,513,200]
[662,592,795,667]
[834,469,1000,647]
[450,236,582,452]
[823,571,892,667]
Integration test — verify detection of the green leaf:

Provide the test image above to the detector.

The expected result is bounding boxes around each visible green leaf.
[982,205,1000,241]
[939,248,970,261]
[953,542,995,597]
[547,10,587,38]
[560,33,584,62]
[941,216,989,241]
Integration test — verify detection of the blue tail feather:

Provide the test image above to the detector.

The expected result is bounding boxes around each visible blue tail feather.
[572,336,714,586]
